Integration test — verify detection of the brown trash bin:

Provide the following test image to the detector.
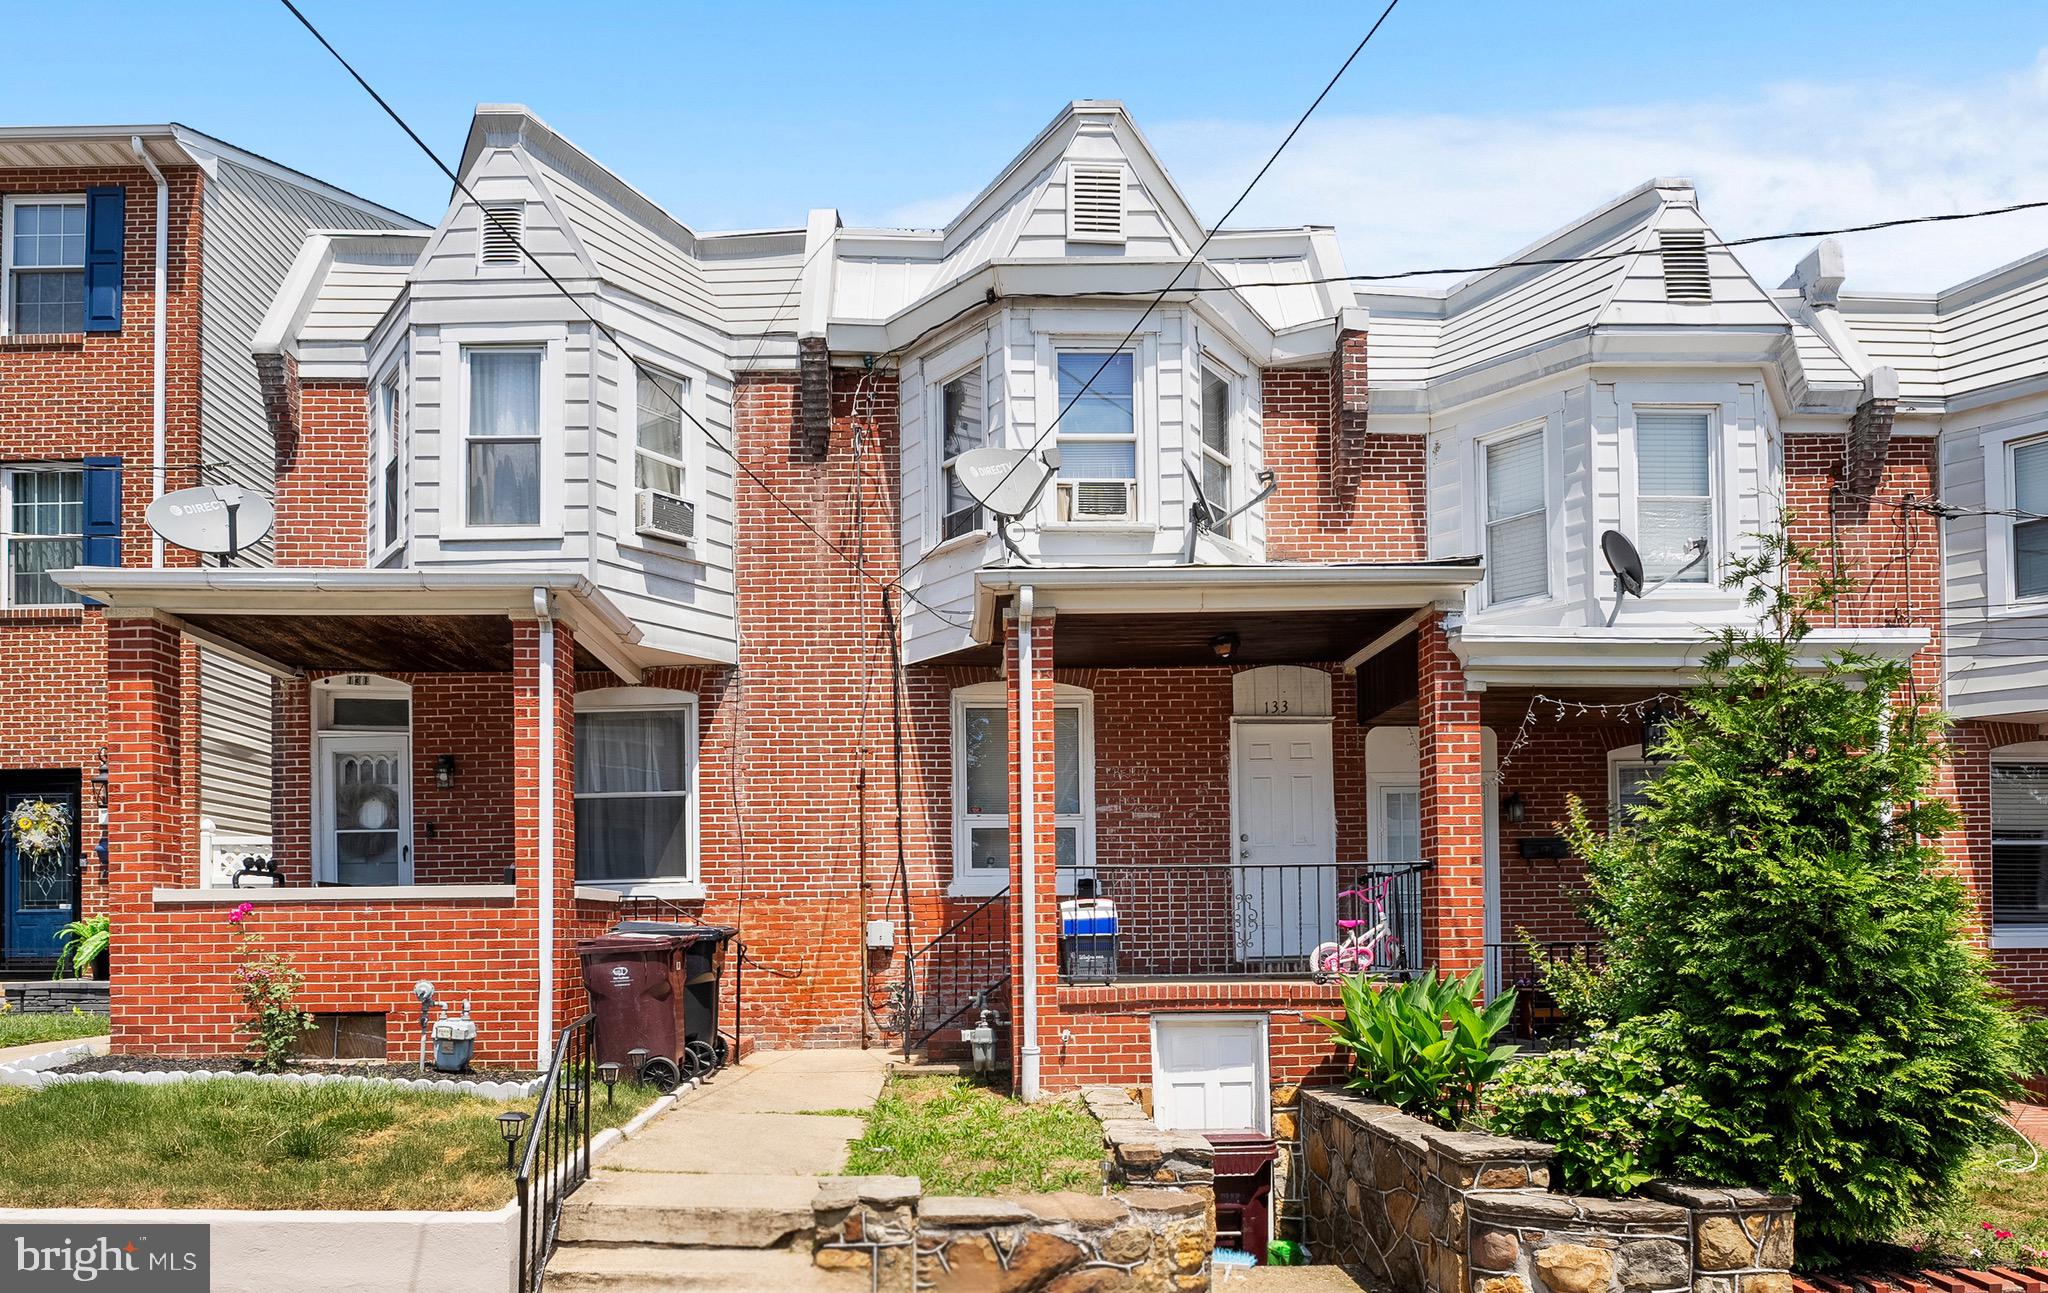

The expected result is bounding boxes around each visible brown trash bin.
[577,933,684,1070]
[1205,1131,1277,1263]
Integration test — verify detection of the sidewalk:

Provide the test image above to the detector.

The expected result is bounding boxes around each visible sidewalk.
[0,1033,108,1068]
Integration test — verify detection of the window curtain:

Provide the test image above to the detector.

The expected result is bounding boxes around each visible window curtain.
[1485,430,1546,602]
[574,710,691,882]
[467,350,541,526]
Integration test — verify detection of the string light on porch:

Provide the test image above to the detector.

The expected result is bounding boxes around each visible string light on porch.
[1492,692,1688,785]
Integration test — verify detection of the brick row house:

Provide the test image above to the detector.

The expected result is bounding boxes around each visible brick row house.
[0,125,412,975]
[47,103,2048,1119]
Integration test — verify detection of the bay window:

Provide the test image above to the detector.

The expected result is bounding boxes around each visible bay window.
[1483,427,1547,604]
[575,692,697,886]
[372,375,403,555]
[463,348,543,528]
[951,683,1092,894]
[1634,410,1713,582]
[1199,364,1232,527]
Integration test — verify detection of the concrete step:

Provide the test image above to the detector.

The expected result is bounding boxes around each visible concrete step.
[547,1244,868,1293]
[1215,1265,1375,1291]
[557,1171,818,1249]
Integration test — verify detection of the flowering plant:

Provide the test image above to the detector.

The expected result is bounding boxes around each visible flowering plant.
[225,904,313,1071]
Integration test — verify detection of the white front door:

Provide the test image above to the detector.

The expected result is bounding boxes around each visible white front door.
[317,735,412,886]
[1232,720,1335,967]
[1152,1015,1269,1133]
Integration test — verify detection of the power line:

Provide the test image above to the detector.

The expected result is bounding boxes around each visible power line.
[897,0,1403,592]
[275,0,975,631]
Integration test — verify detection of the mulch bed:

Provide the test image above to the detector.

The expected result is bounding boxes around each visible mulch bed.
[1798,1269,2048,1293]
[50,1054,542,1084]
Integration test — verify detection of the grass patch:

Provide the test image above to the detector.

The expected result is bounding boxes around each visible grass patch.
[843,1074,1102,1196]
[1892,1134,2048,1266]
[0,1075,659,1210]
[0,1009,108,1049]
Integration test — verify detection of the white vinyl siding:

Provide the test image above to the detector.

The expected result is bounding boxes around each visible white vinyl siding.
[1,467,83,607]
[2013,439,2048,601]
[635,369,689,497]
[940,367,987,541]
[1484,428,1547,604]
[463,348,544,528]
[1635,410,1713,582]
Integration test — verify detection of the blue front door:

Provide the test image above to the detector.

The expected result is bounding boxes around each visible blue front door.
[2,786,80,962]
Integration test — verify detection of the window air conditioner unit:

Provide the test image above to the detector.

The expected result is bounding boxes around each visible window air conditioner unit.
[1057,479,1137,523]
[635,487,696,545]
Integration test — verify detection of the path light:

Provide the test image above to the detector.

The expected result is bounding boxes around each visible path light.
[626,1048,649,1084]
[497,1109,530,1172]
[598,1062,621,1106]
[564,1076,585,1117]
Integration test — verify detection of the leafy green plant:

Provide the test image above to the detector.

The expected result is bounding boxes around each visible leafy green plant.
[1481,1014,1705,1195]
[225,902,313,1072]
[1556,521,2033,1254]
[1313,968,1517,1128]
[53,914,109,980]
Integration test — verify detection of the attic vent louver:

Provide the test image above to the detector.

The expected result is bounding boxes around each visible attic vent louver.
[1659,231,1712,303]
[1067,163,1126,243]
[479,202,524,267]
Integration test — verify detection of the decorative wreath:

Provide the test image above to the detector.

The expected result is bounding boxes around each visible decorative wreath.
[9,799,73,885]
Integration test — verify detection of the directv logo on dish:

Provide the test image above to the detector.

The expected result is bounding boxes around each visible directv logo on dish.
[3,1225,208,1292]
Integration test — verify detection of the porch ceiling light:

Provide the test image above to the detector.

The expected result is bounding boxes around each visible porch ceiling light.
[1210,632,1240,661]
[436,754,458,790]
[497,1109,529,1171]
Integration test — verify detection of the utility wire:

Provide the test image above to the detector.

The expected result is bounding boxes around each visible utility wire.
[276,0,974,629]
[898,0,1403,592]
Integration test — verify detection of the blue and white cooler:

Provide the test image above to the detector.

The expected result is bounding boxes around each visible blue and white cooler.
[1059,877,1118,982]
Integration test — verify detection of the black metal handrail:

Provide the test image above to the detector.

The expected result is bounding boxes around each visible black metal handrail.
[516,1012,596,1293]
[902,887,1011,1054]
[1055,859,1433,981]
[1487,939,1602,1039]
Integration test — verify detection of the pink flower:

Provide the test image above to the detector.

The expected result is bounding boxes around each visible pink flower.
[226,901,255,926]
[1984,1222,1998,1231]
[1998,1231,2015,1242]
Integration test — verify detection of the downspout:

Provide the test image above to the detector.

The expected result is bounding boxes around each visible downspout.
[129,137,168,568]
[534,588,557,1069]
[1018,585,1041,1100]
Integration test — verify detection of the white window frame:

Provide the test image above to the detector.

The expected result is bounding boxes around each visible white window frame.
[1,194,86,338]
[310,675,414,887]
[1607,744,1661,826]
[370,367,407,564]
[441,327,566,542]
[949,680,1095,898]
[936,360,991,545]
[1624,405,1720,589]
[1477,421,1552,608]
[632,366,693,502]
[1039,332,1155,530]
[1196,356,1237,536]
[1989,744,2048,947]
[0,464,85,609]
[2006,433,2048,607]
[572,686,703,899]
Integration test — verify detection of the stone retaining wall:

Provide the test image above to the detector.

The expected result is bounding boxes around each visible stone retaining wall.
[1299,1089,1797,1293]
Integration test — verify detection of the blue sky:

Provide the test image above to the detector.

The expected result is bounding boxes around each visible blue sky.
[14,1,2048,290]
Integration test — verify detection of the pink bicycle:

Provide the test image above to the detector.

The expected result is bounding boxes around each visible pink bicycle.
[1311,876,1401,981]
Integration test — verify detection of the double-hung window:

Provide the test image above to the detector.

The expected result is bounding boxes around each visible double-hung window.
[373,376,403,555]
[1055,351,1137,522]
[464,348,543,528]
[939,367,987,541]
[1199,364,1232,527]
[636,370,689,497]
[1484,428,1547,604]
[953,685,1091,893]
[1635,410,1713,582]
[1993,762,2048,930]
[2,467,83,607]
[2012,438,2048,601]
[1613,760,1660,823]
[575,698,696,885]
[5,198,85,335]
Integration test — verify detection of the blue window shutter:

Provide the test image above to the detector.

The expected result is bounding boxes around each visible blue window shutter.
[82,456,123,569]
[82,186,125,333]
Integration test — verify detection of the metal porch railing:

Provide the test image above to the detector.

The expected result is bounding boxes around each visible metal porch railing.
[516,1012,596,1293]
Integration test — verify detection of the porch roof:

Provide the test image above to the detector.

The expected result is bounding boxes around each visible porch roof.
[1449,622,1930,689]
[966,560,1481,668]
[50,568,645,681]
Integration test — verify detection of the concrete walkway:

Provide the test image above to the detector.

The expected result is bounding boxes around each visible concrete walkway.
[550,1048,891,1292]
[0,1033,108,1068]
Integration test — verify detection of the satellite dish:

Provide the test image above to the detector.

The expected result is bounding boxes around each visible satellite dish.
[1600,527,1707,625]
[953,446,1061,565]
[1181,464,1279,563]
[146,484,274,561]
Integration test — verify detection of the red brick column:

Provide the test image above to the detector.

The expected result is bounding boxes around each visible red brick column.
[1006,607,1058,1090]
[105,614,184,1053]
[1418,612,1486,981]
[512,617,576,1062]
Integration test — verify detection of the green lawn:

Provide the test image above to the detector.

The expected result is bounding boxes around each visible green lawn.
[0,1008,109,1049]
[1892,1135,2048,1266]
[0,1075,658,1210]
[843,1074,1103,1196]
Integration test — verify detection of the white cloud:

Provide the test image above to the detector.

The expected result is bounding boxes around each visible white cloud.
[1136,51,2048,294]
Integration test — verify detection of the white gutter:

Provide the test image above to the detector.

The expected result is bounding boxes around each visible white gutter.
[534,587,557,1070]
[131,136,168,567]
[1018,585,1041,1101]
